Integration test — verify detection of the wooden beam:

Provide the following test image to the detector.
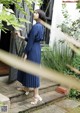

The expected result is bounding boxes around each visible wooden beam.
[62,0,79,3]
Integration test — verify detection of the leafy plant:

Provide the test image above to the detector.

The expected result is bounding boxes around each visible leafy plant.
[59,3,80,40]
[68,55,80,79]
[57,3,80,99]
[0,0,42,31]
[0,8,25,31]
[41,44,80,100]
[69,88,80,100]
[76,0,80,9]
[41,42,73,73]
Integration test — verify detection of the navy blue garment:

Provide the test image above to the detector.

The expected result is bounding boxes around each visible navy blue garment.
[17,22,44,88]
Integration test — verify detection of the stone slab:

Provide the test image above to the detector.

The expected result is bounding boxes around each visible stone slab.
[10,91,65,113]
[31,104,67,113]
[56,99,80,108]
[0,93,10,113]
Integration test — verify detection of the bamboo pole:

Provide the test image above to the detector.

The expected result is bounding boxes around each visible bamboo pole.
[0,49,80,91]
[67,64,80,75]
[40,20,80,54]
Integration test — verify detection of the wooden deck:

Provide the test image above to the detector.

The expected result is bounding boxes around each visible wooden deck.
[0,77,67,113]
[0,62,9,76]
[0,77,60,99]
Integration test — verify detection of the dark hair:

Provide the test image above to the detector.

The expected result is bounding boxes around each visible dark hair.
[35,9,46,21]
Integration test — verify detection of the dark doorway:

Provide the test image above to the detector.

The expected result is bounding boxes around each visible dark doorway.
[41,0,54,44]
[0,30,11,51]
[0,5,14,77]
[0,4,14,51]
[0,4,14,77]
[0,30,11,76]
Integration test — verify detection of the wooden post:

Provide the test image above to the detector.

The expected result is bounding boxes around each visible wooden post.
[0,4,3,40]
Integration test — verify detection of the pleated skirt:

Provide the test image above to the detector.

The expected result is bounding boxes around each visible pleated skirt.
[17,43,41,88]
[17,71,40,88]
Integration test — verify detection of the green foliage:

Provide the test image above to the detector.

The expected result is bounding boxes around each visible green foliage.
[60,18,80,39]
[69,55,80,79]
[41,42,73,73]
[41,45,80,99]
[76,0,80,9]
[58,4,80,79]
[56,4,80,99]
[0,102,4,106]
[0,0,42,10]
[0,0,42,31]
[0,8,25,30]
[59,4,80,39]
[69,88,80,100]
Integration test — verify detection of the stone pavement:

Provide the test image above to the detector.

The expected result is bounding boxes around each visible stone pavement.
[0,76,59,98]
[32,99,80,113]
[0,76,80,113]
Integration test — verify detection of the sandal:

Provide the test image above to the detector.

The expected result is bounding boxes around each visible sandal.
[17,87,29,92]
[17,87,24,91]
[25,91,29,95]
[31,95,42,105]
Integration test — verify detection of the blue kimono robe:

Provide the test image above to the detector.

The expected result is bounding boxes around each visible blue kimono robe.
[17,22,44,88]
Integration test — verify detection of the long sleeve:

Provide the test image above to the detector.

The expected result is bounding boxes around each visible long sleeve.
[24,25,38,54]
[25,34,28,42]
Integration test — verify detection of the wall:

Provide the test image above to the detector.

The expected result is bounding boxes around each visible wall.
[49,0,79,47]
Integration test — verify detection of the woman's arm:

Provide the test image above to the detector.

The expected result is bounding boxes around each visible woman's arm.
[24,25,38,54]
[15,31,25,40]
[15,31,28,42]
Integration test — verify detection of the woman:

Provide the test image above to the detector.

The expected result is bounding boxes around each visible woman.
[16,9,46,104]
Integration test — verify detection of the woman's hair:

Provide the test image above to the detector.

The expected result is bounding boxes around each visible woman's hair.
[35,9,46,21]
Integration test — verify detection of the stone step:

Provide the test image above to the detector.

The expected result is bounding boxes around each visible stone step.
[31,103,67,113]
[10,83,60,103]
[0,78,60,103]
[10,91,66,113]
[30,99,80,113]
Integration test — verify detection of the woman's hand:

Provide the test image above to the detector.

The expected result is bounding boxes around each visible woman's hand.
[24,54,27,60]
[15,31,25,40]
[22,53,27,60]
